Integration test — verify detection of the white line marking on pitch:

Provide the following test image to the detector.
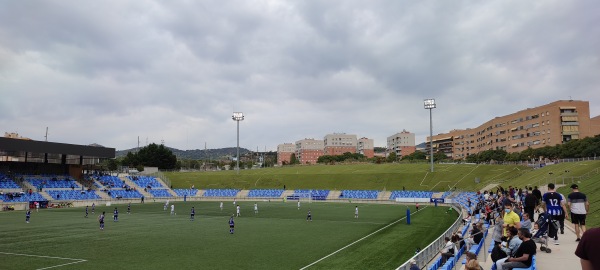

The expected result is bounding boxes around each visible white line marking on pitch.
[299,206,427,270]
[36,260,88,270]
[0,252,87,270]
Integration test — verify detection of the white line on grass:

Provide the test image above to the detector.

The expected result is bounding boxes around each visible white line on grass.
[36,260,88,270]
[0,252,87,270]
[299,206,427,270]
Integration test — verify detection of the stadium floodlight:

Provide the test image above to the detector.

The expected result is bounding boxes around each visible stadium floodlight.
[424,99,436,172]
[232,112,244,174]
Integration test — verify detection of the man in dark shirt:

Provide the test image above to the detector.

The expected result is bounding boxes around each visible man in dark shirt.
[502,228,536,270]
[532,186,542,205]
[524,190,537,221]
[575,228,600,270]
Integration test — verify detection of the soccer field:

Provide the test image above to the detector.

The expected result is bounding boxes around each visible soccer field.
[0,201,456,270]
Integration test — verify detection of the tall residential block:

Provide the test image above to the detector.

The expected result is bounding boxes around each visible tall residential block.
[357,137,375,158]
[428,100,599,160]
[276,143,296,165]
[323,133,357,156]
[295,139,324,164]
[387,130,416,157]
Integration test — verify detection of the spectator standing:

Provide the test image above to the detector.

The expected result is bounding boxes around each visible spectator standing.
[575,228,600,270]
[567,184,589,241]
[503,204,521,237]
[532,186,542,205]
[542,183,569,245]
[524,189,537,221]
[492,214,505,246]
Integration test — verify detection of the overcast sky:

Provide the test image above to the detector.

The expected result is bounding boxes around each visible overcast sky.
[1,0,598,151]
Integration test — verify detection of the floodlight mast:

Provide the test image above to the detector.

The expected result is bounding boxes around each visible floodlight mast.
[424,99,436,173]
[232,112,244,174]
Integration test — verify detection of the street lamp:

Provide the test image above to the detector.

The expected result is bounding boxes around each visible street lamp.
[232,112,244,174]
[424,99,436,173]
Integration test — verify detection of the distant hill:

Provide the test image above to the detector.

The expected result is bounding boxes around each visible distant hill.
[116,146,251,160]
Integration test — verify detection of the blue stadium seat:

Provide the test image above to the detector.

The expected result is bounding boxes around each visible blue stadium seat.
[106,189,143,199]
[173,189,198,196]
[98,176,125,188]
[203,189,240,197]
[248,189,284,198]
[339,190,378,199]
[0,174,20,189]
[148,189,173,197]
[389,190,434,200]
[127,176,166,189]
[1,192,46,202]
[47,190,101,200]
[28,178,79,189]
[287,190,330,200]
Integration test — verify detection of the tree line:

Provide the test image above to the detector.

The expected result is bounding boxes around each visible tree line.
[465,135,600,163]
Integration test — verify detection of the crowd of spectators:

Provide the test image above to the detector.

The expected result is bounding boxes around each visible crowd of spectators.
[432,181,593,270]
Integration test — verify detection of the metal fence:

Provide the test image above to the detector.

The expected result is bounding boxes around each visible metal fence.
[395,203,463,270]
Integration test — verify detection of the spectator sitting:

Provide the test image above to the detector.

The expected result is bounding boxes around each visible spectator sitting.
[465,223,484,250]
[463,213,472,225]
[409,259,419,270]
[502,228,537,270]
[520,213,532,231]
[495,227,522,270]
[465,252,483,270]
[440,236,456,264]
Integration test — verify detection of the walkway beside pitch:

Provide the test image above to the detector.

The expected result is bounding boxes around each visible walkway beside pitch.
[473,220,580,270]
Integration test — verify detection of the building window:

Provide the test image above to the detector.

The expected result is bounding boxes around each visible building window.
[542,112,545,117]
[547,111,550,115]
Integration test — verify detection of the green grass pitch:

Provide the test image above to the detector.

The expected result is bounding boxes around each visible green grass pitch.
[1,201,456,270]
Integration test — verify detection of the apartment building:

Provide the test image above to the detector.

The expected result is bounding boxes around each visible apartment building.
[592,115,600,136]
[276,143,295,165]
[295,139,324,164]
[387,130,416,157]
[323,133,357,156]
[357,137,375,158]
[428,100,598,160]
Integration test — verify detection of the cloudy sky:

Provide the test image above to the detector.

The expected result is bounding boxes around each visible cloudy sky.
[1,0,598,151]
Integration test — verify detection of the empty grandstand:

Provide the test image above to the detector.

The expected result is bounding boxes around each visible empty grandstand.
[287,189,330,200]
[203,189,240,197]
[173,189,198,197]
[247,189,284,198]
[339,190,379,199]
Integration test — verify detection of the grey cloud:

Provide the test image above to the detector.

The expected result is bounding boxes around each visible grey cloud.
[0,0,598,150]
